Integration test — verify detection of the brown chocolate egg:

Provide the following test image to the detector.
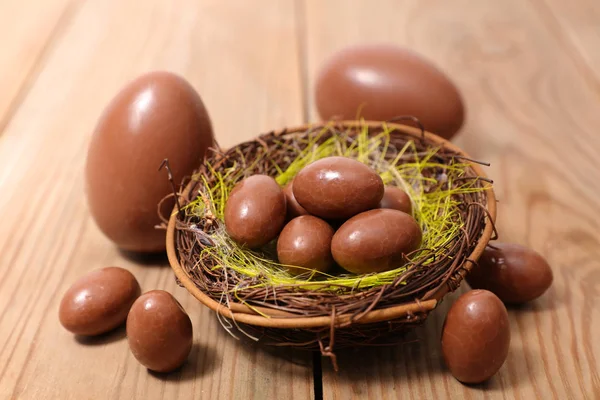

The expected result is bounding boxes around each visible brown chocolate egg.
[59,267,141,336]
[224,175,287,248]
[85,71,213,253]
[331,209,421,274]
[466,243,553,304]
[283,180,309,220]
[315,44,465,140]
[293,156,384,219]
[126,290,193,373]
[277,216,335,275]
[379,186,412,214]
[442,290,511,384]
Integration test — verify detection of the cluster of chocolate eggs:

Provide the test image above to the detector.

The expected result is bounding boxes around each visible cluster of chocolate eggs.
[224,156,422,275]
[71,42,555,387]
[59,267,193,373]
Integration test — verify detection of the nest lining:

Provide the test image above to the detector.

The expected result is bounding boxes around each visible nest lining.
[173,121,491,320]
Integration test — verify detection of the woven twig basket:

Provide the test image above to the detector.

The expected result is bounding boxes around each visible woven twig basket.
[166,120,496,358]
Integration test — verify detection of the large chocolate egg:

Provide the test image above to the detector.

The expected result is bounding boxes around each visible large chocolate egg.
[59,267,141,336]
[315,44,465,140]
[85,71,213,253]
[466,243,553,304]
[277,215,334,275]
[442,290,511,384]
[127,290,193,373]
[224,175,287,248]
[331,209,421,274]
[293,156,384,219]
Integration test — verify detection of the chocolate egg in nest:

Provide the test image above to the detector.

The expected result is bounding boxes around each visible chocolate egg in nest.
[165,119,496,365]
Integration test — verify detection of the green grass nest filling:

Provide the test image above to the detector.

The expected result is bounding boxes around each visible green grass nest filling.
[174,121,491,318]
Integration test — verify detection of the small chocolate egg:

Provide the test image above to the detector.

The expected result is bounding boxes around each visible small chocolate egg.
[127,290,193,373]
[442,290,511,384]
[331,209,421,274]
[277,215,335,275]
[86,71,213,253]
[224,175,286,248]
[379,186,412,214]
[283,180,309,220]
[293,156,384,219]
[466,243,553,304]
[59,267,141,336]
[315,44,465,140]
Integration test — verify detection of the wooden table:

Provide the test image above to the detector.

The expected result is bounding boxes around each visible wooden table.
[1,0,598,399]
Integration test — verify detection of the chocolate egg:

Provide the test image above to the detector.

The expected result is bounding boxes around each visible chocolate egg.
[293,156,384,219]
[466,243,553,304]
[315,44,465,139]
[224,175,286,248]
[379,186,412,214]
[283,180,309,220]
[85,71,213,253]
[331,209,421,274]
[442,290,511,384]
[59,267,141,336]
[127,290,193,373]
[277,216,335,275]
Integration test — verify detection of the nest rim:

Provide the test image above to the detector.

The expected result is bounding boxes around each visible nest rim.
[166,120,497,329]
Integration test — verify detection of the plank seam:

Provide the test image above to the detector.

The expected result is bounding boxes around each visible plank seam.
[312,351,323,400]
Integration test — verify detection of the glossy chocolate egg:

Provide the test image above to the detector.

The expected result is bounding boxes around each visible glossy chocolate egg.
[86,71,213,253]
[331,209,421,274]
[315,44,465,139]
[59,267,141,336]
[442,290,511,384]
[379,186,412,214]
[277,215,335,275]
[224,175,286,248]
[466,243,553,304]
[293,156,384,219]
[283,180,309,220]
[127,290,193,373]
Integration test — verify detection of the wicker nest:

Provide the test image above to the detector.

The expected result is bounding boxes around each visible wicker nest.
[166,120,496,363]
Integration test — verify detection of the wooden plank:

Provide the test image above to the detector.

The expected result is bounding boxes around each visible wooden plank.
[0,1,312,399]
[302,0,600,399]
[0,0,74,133]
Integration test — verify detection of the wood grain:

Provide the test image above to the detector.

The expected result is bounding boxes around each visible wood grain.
[302,0,600,399]
[532,0,600,86]
[0,0,75,133]
[1,0,599,398]
[0,1,312,399]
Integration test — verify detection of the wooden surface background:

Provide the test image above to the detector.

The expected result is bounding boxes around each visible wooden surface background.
[0,0,598,399]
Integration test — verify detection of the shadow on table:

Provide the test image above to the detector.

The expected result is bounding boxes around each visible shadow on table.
[75,325,127,345]
[235,332,314,369]
[118,248,169,266]
[506,291,558,313]
[150,343,219,382]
